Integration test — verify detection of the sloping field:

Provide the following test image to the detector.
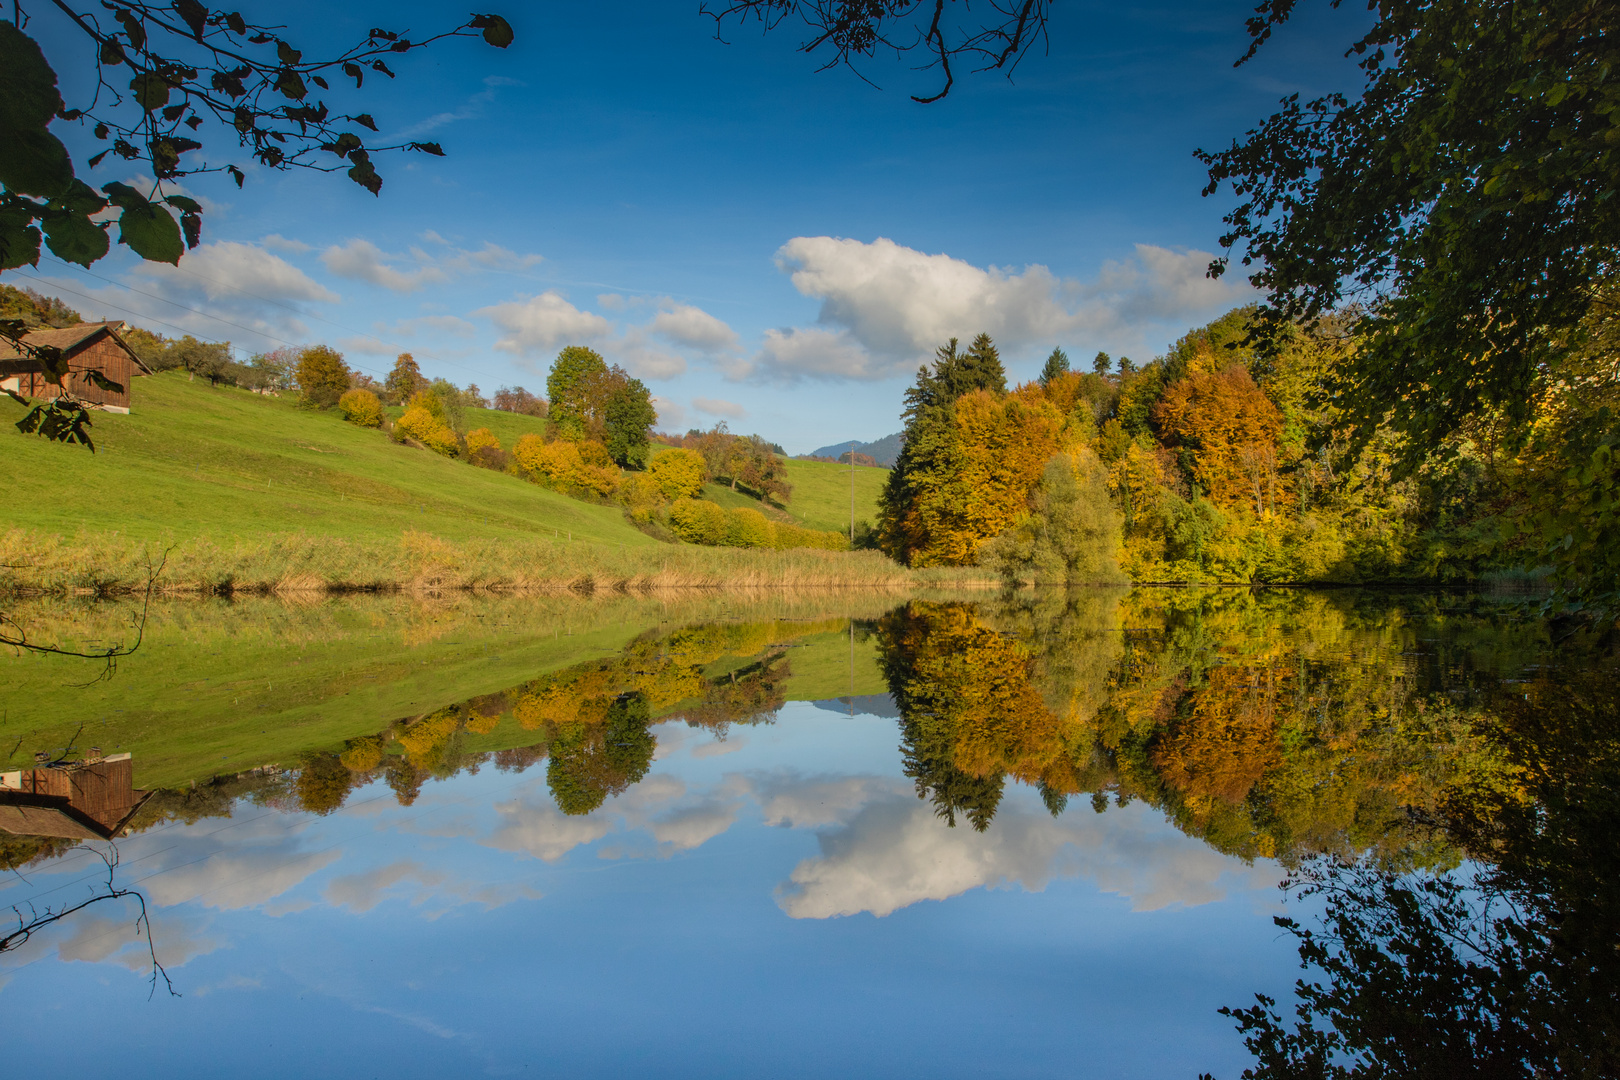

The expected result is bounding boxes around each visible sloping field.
[780,457,887,533]
[0,373,654,548]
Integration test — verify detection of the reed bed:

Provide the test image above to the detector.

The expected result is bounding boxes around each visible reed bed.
[0,527,996,596]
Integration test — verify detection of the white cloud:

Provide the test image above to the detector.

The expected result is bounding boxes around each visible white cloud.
[478,292,614,357]
[754,326,890,381]
[138,240,337,305]
[693,396,746,419]
[378,314,478,338]
[651,304,739,352]
[260,233,312,253]
[651,395,687,430]
[616,329,689,380]
[322,239,450,293]
[775,795,1279,920]
[324,859,541,917]
[338,335,397,355]
[484,796,616,862]
[751,236,1257,381]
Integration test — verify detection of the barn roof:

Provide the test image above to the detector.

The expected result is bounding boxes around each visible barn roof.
[0,321,153,374]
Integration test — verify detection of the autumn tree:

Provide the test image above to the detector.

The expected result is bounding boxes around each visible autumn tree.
[295,344,351,408]
[493,385,546,416]
[880,335,1010,564]
[986,450,1126,585]
[296,751,353,815]
[547,692,655,816]
[385,353,425,403]
[1153,365,1286,515]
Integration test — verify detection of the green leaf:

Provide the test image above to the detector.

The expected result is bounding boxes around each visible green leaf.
[100,37,127,65]
[225,11,246,35]
[173,0,208,41]
[0,207,42,271]
[42,208,110,266]
[0,22,75,197]
[150,135,202,176]
[100,180,146,209]
[471,14,514,48]
[115,9,146,51]
[163,193,203,212]
[52,178,108,216]
[343,62,363,88]
[407,141,444,156]
[276,40,302,66]
[181,210,202,248]
[117,201,184,264]
[274,68,307,100]
[130,71,172,112]
[226,164,244,188]
[353,113,377,131]
[347,155,382,195]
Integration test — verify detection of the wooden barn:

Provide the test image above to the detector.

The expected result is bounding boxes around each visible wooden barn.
[0,754,152,841]
[0,321,151,414]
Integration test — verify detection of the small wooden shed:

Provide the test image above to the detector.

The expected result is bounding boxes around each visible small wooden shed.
[0,321,152,414]
[0,754,152,841]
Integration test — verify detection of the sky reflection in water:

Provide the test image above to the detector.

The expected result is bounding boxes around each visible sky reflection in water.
[6,588,1549,1078]
[3,715,1287,1079]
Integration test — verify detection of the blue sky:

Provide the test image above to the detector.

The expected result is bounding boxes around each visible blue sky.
[18,0,1369,452]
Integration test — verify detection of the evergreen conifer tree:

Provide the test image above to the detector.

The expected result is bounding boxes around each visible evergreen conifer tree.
[1092,351,1111,375]
[1040,347,1070,386]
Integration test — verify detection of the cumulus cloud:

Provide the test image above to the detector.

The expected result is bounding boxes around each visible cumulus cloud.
[775,795,1279,919]
[651,304,739,352]
[323,239,451,293]
[260,233,312,253]
[54,906,222,972]
[693,396,746,419]
[484,797,617,862]
[324,859,541,917]
[745,236,1257,381]
[60,240,341,349]
[478,292,614,356]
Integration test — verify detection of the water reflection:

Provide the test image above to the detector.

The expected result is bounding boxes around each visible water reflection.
[0,588,1609,1077]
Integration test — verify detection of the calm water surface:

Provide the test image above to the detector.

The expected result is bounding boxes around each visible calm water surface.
[0,589,1603,1077]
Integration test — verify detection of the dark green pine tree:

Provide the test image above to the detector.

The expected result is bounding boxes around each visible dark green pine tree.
[878,334,1006,563]
[1040,347,1071,386]
[1092,351,1111,376]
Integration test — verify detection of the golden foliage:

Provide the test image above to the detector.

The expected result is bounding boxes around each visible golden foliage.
[396,405,459,457]
[511,433,620,496]
[1154,365,1287,514]
[337,388,383,427]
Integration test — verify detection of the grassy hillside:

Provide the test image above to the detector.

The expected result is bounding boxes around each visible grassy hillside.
[0,373,653,547]
[780,458,887,533]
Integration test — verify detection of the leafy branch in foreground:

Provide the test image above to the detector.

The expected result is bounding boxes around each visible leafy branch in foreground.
[1,845,176,998]
[702,0,1050,102]
[1197,0,1620,469]
[1,4,512,270]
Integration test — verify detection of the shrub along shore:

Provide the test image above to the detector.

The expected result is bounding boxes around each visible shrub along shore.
[0,528,993,596]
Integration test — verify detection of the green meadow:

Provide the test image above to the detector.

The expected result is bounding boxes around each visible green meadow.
[779,458,887,533]
[0,371,654,547]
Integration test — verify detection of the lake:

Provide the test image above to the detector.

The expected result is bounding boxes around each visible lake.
[2,588,1611,1077]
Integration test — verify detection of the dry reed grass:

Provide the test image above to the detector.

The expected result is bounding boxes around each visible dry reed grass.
[0,527,998,597]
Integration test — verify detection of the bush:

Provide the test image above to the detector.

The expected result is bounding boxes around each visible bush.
[396,405,460,457]
[648,448,706,500]
[772,521,849,552]
[724,507,776,548]
[466,427,505,470]
[511,433,619,496]
[668,497,728,544]
[338,388,384,427]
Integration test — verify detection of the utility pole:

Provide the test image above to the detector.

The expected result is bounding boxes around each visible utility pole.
[849,440,855,545]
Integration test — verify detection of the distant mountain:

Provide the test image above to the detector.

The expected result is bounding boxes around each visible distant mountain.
[805,432,902,467]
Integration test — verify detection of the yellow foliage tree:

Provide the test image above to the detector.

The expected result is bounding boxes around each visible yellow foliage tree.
[648,448,706,499]
[511,433,619,496]
[1154,365,1287,514]
[396,405,460,456]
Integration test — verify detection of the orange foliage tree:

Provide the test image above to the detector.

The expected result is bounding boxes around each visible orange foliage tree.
[1153,365,1287,515]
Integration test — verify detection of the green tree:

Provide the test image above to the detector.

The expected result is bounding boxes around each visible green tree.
[985,453,1126,585]
[546,346,609,439]
[1092,351,1111,376]
[295,345,350,408]
[1039,347,1070,386]
[1198,0,1620,464]
[547,692,655,815]
[295,751,353,815]
[603,376,656,468]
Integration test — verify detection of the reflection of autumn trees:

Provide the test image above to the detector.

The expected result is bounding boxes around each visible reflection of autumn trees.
[876,592,1545,866]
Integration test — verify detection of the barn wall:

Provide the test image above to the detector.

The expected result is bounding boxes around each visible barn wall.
[15,334,135,412]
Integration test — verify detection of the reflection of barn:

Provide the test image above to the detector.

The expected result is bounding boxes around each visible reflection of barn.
[0,755,152,840]
[0,322,151,414]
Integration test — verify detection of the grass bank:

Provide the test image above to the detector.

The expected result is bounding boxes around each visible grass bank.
[1,527,995,595]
